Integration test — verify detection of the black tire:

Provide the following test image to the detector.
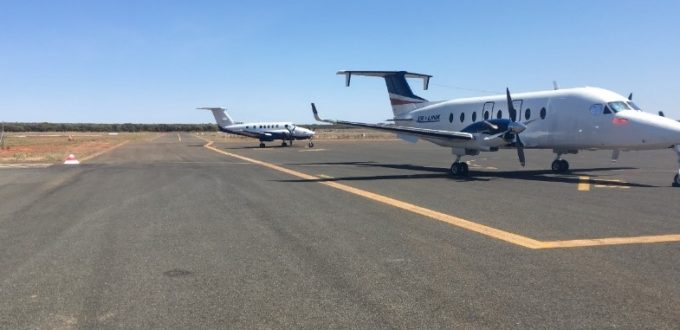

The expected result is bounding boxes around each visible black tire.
[259,143,265,148]
[281,142,288,147]
[673,174,680,187]
[450,163,460,176]
[559,159,570,172]
[460,162,469,176]
[308,141,314,148]
[551,160,561,172]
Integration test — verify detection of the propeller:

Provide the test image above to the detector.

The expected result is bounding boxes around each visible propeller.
[506,88,526,166]
[285,124,295,146]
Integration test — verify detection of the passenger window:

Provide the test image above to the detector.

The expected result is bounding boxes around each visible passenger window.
[449,113,453,123]
[525,108,531,120]
[460,112,465,123]
[497,110,502,119]
[590,104,603,115]
[540,107,546,119]
[472,112,477,122]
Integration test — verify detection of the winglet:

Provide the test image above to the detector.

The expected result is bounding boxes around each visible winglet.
[311,103,335,124]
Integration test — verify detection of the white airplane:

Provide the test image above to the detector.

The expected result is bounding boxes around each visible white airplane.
[312,70,680,187]
[199,107,315,148]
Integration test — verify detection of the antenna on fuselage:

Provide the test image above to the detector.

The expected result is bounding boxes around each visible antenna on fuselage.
[552,81,559,90]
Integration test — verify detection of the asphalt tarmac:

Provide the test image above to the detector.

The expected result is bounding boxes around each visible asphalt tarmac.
[1,133,679,329]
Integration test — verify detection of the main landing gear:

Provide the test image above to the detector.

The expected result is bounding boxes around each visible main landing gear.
[450,162,469,176]
[551,151,570,173]
[259,142,266,148]
[281,141,288,147]
[551,159,569,173]
[449,155,469,176]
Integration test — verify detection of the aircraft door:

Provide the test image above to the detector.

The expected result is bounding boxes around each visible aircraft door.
[482,102,494,120]
[548,97,587,147]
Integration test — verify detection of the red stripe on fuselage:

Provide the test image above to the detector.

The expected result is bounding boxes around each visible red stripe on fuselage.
[390,98,424,105]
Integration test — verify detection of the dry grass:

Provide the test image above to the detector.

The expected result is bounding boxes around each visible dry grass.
[0,133,154,164]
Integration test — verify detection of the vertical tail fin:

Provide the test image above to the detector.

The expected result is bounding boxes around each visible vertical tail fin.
[197,107,235,128]
[337,70,432,117]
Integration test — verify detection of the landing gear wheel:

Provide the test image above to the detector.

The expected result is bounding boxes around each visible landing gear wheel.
[281,141,288,147]
[559,159,569,172]
[460,162,469,176]
[673,174,680,187]
[449,162,469,176]
[551,159,569,173]
[551,160,561,172]
[259,143,265,148]
[308,141,314,148]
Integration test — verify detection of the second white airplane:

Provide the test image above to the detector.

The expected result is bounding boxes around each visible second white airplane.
[200,107,315,148]
[312,70,680,187]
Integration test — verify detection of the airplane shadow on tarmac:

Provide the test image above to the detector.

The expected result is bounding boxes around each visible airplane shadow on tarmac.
[281,161,654,188]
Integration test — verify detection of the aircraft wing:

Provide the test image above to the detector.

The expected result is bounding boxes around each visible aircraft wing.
[243,130,273,138]
[311,103,473,141]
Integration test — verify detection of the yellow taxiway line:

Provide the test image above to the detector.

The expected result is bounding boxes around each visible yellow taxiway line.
[577,176,591,191]
[201,139,680,250]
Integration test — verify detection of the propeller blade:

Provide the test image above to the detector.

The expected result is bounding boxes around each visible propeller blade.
[482,120,499,131]
[483,130,508,141]
[516,134,526,167]
[628,92,633,101]
[506,88,517,122]
[517,146,526,167]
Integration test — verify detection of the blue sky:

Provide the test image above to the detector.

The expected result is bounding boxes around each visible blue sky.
[1,0,679,124]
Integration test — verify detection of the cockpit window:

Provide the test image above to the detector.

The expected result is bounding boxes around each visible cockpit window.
[590,104,603,115]
[607,101,631,112]
[626,101,642,111]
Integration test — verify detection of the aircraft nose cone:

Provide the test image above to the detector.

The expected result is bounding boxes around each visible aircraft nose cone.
[618,111,680,145]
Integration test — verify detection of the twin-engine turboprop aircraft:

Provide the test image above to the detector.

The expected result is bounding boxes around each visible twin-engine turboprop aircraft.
[312,70,680,187]
[199,107,315,148]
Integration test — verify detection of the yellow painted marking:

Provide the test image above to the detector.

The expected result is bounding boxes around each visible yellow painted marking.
[318,174,333,178]
[80,140,130,162]
[200,138,680,250]
[577,176,591,191]
[202,140,542,249]
[541,234,680,249]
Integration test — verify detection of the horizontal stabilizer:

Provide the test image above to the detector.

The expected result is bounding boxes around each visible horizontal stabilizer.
[337,70,432,90]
